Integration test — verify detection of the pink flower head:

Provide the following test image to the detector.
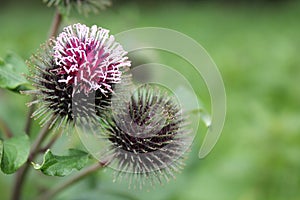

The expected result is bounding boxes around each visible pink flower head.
[53,23,130,95]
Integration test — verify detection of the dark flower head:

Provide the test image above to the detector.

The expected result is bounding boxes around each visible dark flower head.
[100,84,190,188]
[25,23,130,128]
[43,0,111,15]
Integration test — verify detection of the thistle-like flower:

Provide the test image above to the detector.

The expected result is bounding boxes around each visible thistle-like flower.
[25,23,130,128]
[100,84,190,188]
[43,0,111,15]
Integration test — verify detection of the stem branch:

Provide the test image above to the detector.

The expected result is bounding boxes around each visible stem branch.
[24,96,37,135]
[39,162,104,200]
[39,129,62,154]
[11,119,54,200]
[11,8,63,200]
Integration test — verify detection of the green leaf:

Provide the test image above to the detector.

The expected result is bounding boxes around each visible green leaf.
[0,134,30,174]
[33,149,90,177]
[0,52,30,92]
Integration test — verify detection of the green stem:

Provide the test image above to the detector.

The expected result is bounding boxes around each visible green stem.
[38,129,62,154]
[11,8,64,200]
[28,118,55,161]
[11,119,54,200]
[38,162,104,200]
[24,96,36,135]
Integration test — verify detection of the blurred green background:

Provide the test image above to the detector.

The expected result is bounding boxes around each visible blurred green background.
[1,0,300,199]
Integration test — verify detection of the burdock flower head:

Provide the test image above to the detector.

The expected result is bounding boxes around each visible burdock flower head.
[26,23,130,128]
[99,84,190,188]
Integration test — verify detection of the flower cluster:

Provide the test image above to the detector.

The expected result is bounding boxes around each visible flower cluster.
[26,23,190,188]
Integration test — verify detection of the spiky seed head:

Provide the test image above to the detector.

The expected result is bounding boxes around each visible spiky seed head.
[101,84,190,188]
[24,23,131,129]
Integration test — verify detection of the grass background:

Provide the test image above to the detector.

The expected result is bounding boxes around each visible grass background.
[0,0,300,199]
